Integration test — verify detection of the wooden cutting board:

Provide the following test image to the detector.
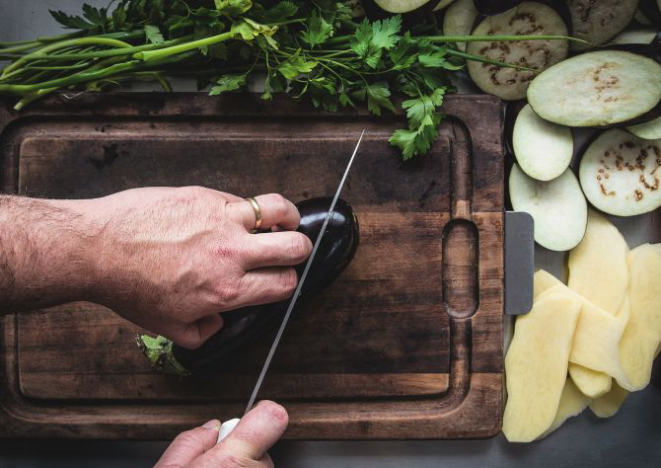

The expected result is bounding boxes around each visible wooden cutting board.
[0,93,504,439]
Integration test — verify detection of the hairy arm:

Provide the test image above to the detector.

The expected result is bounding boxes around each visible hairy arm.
[0,189,310,349]
[0,195,98,313]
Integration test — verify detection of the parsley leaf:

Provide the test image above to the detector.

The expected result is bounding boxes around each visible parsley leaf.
[278,56,317,80]
[50,3,108,30]
[209,74,247,94]
[301,10,333,48]
[390,88,445,160]
[214,0,253,15]
[144,25,165,44]
[350,16,402,69]
[370,15,401,49]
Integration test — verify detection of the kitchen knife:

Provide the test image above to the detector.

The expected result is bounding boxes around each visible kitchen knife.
[217,129,366,443]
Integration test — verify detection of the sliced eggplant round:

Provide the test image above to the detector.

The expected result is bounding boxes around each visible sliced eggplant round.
[473,0,522,15]
[442,0,479,51]
[513,104,573,181]
[372,0,433,13]
[608,28,659,46]
[527,50,661,127]
[634,8,653,26]
[509,164,587,251]
[434,0,457,11]
[628,115,661,140]
[567,0,639,50]
[466,1,569,100]
[579,129,661,217]
[139,197,360,375]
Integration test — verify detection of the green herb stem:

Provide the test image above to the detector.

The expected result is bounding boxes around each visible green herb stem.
[135,31,235,62]
[444,48,535,71]
[2,37,133,77]
[18,35,195,62]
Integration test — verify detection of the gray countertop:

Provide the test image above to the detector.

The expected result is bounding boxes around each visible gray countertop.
[1,1,660,466]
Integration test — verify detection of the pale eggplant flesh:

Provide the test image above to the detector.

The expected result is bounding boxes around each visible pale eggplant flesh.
[138,197,360,375]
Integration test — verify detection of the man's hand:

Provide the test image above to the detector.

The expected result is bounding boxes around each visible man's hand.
[0,188,312,349]
[155,400,288,468]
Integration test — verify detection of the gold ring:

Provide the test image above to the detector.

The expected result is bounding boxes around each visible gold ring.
[246,197,262,232]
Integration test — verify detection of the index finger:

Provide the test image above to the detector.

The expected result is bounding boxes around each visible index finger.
[211,401,288,461]
[227,193,300,232]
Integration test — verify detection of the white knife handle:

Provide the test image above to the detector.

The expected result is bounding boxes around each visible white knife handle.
[217,418,240,443]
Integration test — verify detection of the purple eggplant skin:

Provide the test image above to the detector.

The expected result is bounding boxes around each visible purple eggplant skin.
[640,0,661,25]
[170,197,360,374]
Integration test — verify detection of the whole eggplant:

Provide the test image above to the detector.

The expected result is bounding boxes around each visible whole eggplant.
[138,197,360,375]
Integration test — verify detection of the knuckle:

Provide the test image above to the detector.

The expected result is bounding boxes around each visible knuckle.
[218,453,253,468]
[214,280,241,308]
[171,428,199,446]
[288,233,311,260]
[173,331,203,350]
[277,268,298,298]
[269,194,290,219]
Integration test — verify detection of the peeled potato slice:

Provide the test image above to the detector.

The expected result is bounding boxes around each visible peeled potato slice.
[532,275,629,390]
[589,382,629,418]
[538,378,591,439]
[568,363,612,399]
[618,244,661,390]
[533,269,562,299]
[503,291,582,442]
[568,210,629,315]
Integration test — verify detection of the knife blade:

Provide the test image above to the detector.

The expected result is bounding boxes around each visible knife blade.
[217,130,365,443]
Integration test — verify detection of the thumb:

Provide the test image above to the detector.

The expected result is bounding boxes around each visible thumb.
[175,314,225,350]
[155,419,220,467]
[197,401,288,465]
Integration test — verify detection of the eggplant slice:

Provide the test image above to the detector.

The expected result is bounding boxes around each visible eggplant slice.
[509,164,587,251]
[527,50,661,127]
[567,0,640,50]
[512,103,573,181]
[442,0,479,51]
[466,1,569,100]
[372,0,433,13]
[139,197,360,375]
[628,116,661,140]
[579,129,661,217]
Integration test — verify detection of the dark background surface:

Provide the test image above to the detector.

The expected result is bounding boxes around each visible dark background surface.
[1,1,660,466]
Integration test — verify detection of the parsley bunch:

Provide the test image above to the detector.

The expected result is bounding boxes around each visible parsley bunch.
[0,0,579,159]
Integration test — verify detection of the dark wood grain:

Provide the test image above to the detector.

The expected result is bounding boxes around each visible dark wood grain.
[0,93,504,440]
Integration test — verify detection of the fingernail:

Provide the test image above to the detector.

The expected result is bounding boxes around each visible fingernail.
[203,419,220,429]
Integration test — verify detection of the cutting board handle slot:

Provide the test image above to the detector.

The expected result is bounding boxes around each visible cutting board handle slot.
[442,219,480,319]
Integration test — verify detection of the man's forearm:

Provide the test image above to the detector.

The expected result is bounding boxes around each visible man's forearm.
[0,195,98,312]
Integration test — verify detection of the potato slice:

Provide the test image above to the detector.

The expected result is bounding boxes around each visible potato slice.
[532,276,629,389]
[589,382,629,418]
[503,291,582,442]
[568,210,629,315]
[568,364,612,398]
[538,378,591,439]
[569,300,628,385]
[618,244,661,390]
[533,269,562,299]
